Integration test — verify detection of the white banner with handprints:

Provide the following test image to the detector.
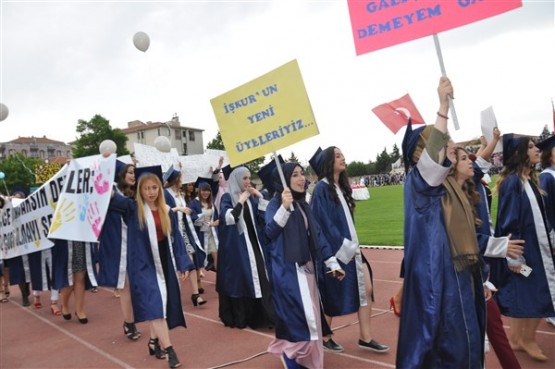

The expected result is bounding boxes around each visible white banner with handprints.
[47,154,115,242]
[134,143,180,172]
[1,165,67,260]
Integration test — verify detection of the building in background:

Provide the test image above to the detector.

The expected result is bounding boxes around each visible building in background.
[121,114,204,155]
[0,136,72,162]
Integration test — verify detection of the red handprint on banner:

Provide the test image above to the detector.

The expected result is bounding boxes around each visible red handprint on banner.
[93,172,110,194]
[87,201,103,238]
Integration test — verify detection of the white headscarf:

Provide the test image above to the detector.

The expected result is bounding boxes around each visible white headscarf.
[227,167,250,206]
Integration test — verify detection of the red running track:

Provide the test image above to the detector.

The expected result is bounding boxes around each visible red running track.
[1,248,554,368]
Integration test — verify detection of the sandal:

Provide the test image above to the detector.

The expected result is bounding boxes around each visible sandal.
[50,303,62,316]
[191,293,207,307]
[33,296,42,309]
[123,321,141,340]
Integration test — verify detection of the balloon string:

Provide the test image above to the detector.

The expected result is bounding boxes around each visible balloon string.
[1,180,8,195]
[14,155,35,176]
[143,54,164,121]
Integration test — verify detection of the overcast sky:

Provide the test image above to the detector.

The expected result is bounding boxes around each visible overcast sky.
[1,0,554,165]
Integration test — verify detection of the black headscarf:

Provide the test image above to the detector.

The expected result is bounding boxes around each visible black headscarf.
[273,162,317,264]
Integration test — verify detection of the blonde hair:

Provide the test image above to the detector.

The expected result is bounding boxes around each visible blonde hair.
[136,173,171,236]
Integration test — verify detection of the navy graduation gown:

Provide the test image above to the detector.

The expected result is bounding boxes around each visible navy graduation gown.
[264,196,332,342]
[493,174,555,318]
[112,193,193,329]
[310,179,368,317]
[397,151,485,369]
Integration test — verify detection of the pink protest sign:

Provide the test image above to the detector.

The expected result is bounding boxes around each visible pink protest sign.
[347,0,522,55]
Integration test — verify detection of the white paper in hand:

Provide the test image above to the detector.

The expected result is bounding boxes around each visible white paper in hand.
[480,106,503,153]
[520,264,532,277]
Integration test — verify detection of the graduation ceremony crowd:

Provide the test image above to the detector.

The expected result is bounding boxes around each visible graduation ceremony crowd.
[1,77,555,369]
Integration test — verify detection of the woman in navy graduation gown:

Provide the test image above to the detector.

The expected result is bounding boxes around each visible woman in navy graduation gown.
[472,130,524,369]
[112,166,194,368]
[163,168,206,306]
[97,162,141,340]
[397,77,485,369]
[309,146,388,354]
[188,177,220,276]
[538,135,555,327]
[538,135,555,245]
[51,239,98,323]
[264,162,343,369]
[492,134,555,361]
[216,166,275,329]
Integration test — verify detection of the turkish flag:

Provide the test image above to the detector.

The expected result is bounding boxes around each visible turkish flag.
[372,93,426,134]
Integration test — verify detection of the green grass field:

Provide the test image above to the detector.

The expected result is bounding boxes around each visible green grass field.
[354,180,499,246]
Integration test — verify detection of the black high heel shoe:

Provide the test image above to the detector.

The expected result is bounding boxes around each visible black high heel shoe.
[61,306,71,320]
[165,346,181,368]
[75,312,88,324]
[123,321,141,340]
[148,338,166,359]
[191,293,207,307]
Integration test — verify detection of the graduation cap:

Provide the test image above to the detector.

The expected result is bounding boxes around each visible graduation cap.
[502,134,527,163]
[11,186,27,198]
[163,165,181,184]
[221,164,246,180]
[134,165,163,184]
[308,147,324,177]
[257,155,285,195]
[195,177,212,191]
[114,160,127,181]
[537,135,555,152]
[401,118,428,173]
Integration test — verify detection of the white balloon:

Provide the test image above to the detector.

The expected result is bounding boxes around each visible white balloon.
[133,32,150,52]
[154,136,171,153]
[99,139,117,156]
[0,103,9,121]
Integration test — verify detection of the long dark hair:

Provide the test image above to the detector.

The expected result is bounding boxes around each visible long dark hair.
[117,164,135,198]
[540,146,554,169]
[319,146,355,211]
[496,138,539,192]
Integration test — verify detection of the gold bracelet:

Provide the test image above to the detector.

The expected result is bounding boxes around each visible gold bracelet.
[437,111,449,119]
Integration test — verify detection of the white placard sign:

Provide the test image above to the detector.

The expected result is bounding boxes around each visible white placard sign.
[179,155,212,184]
[117,154,134,165]
[204,149,230,168]
[480,106,503,153]
[133,143,180,172]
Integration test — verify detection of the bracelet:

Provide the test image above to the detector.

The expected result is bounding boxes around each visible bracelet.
[437,111,449,119]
